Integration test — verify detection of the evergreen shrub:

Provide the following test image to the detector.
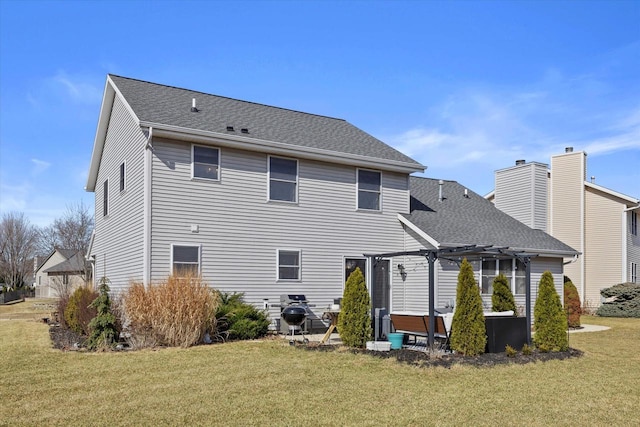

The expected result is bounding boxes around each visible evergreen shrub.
[215,292,270,340]
[491,273,517,313]
[450,258,486,356]
[338,267,372,348]
[533,271,568,352]
[64,286,99,336]
[86,277,120,350]
[563,276,582,327]
[123,273,219,348]
[596,283,640,318]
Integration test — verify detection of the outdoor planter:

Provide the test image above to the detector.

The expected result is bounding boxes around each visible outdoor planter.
[485,316,528,353]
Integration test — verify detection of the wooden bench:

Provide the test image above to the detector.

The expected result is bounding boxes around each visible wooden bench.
[390,312,451,348]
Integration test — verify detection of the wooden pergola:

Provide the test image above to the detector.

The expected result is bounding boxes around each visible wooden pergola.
[364,245,537,347]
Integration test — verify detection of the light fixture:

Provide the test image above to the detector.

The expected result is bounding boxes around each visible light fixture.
[397,264,407,281]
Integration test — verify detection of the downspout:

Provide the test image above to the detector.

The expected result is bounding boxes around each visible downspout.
[143,127,153,287]
[622,204,640,283]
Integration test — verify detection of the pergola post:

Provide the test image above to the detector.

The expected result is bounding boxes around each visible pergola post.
[427,251,437,347]
[524,256,532,345]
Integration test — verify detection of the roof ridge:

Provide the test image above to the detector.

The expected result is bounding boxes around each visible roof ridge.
[108,74,347,122]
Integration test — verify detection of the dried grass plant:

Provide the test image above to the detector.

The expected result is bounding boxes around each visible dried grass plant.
[123,273,219,348]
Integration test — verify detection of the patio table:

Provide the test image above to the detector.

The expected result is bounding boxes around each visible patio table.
[320,308,340,344]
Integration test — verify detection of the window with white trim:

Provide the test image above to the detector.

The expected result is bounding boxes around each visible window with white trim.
[171,245,201,276]
[632,262,637,283]
[278,250,300,280]
[632,211,637,236]
[269,157,298,202]
[192,145,220,180]
[345,258,367,284]
[103,180,109,217]
[357,169,381,210]
[120,162,126,192]
[481,258,526,295]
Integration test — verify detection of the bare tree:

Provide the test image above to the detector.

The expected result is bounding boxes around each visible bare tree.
[0,212,39,290]
[53,201,94,254]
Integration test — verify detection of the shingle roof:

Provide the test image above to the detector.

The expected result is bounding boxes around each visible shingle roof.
[403,177,578,255]
[44,251,86,274]
[108,75,423,167]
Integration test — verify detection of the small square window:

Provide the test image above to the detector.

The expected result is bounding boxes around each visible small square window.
[172,244,201,276]
[278,250,300,280]
[193,145,219,180]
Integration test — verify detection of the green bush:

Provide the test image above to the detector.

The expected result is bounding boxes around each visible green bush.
[64,286,98,336]
[563,276,582,328]
[491,273,517,313]
[338,267,372,348]
[533,271,568,352]
[521,343,532,355]
[505,344,517,357]
[596,283,640,318]
[215,292,270,340]
[86,277,120,350]
[450,258,486,356]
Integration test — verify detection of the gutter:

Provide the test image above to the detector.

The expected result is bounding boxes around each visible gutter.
[143,122,426,175]
[143,127,153,287]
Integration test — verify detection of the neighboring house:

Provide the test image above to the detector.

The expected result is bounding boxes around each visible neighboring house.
[85,75,577,325]
[35,249,88,298]
[488,148,640,309]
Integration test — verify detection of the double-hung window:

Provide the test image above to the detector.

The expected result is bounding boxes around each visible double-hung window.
[357,169,381,210]
[632,211,638,236]
[278,250,300,280]
[632,263,638,283]
[481,258,526,295]
[269,156,298,202]
[192,145,220,180]
[172,244,201,276]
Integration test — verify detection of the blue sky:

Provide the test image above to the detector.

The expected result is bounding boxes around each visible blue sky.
[1,0,638,227]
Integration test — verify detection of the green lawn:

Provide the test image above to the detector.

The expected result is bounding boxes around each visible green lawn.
[1,300,639,426]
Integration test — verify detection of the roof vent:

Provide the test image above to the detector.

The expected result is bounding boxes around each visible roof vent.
[438,180,444,202]
[226,126,235,132]
[241,128,249,134]
[515,159,525,165]
[565,147,574,153]
[591,176,596,183]
[191,98,198,112]
[464,188,470,198]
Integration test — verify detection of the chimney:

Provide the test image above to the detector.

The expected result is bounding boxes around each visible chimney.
[438,180,444,202]
[515,159,526,166]
[565,147,574,153]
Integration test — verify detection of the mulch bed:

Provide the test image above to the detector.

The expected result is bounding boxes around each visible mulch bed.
[49,325,87,350]
[304,343,583,369]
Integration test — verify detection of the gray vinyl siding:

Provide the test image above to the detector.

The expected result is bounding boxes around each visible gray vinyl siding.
[392,226,432,311]
[91,95,146,293]
[149,138,409,320]
[495,162,548,231]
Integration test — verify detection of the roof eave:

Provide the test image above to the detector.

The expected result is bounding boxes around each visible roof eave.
[144,122,425,174]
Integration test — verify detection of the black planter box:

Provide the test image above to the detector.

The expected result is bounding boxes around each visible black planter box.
[485,316,528,353]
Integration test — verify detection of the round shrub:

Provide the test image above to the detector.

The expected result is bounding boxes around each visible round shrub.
[596,283,640,318]
[64,286,98,336]
[492,273,517,313]
[450,258,486,356]
[563,277,582,328]
[338,267,372,348]
[215,292,270,340]
[534,271,568,352]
